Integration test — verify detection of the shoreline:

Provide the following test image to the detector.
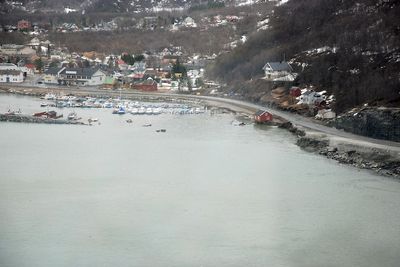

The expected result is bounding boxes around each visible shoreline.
[1,85,399,178]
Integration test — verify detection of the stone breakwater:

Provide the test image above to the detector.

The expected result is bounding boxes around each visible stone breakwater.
[0,114,86,125]
[296,135,400,178]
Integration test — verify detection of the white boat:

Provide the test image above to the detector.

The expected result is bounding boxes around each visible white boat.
[138,107,146,115]
[103,102,113,108]
[68,112,77,120]
[40,102,48,107]
[117,107,126,115]
[43,93,56,100]
[195,107,205,114]
[153,108,162,115]
[130,108,138,115]
[146,108,153,115]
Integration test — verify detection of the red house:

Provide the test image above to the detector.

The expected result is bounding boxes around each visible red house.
[131,79,158,92]
[254,110,273,123]
[290,87,301,97]
[18,20,31,31]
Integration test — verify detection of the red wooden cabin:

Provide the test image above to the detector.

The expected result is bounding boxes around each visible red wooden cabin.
[254,110,273,123]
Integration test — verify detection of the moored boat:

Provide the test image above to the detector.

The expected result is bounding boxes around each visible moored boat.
[145,108,153,115]
[117,107,126,115]
[130,108,138,115]
[68,112,77,120]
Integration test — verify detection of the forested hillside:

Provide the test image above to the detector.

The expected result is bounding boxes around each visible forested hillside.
[210,0,400,112]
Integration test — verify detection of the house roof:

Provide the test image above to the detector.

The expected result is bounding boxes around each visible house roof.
[0,70,21,75]
[117,59,126,65]
[0,63,21,71]
[255,110,270,116]
[263,61,292,72]
[141,79,157,85]
[60,67,102,77]
[25,64,36,69]
[44,67,64,75]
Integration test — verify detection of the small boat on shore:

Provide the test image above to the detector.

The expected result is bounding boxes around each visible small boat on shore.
[68,112,79,120]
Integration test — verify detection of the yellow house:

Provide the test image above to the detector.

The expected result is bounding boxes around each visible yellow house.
[174,72,183,79]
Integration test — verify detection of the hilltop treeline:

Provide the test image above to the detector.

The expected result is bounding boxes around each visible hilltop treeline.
[49,26,234,54]
[210,0,400,112]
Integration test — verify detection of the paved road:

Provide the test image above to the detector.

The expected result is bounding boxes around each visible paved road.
[4,84,400,151]
[196,95,400,151]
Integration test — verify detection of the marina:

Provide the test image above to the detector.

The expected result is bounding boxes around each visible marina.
[41,93,208,115]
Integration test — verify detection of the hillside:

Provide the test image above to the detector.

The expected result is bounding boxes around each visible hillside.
[210,0,400,113]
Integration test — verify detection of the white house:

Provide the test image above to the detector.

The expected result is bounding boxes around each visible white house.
[316,109,336,119]
[262,61,295,81]
[43,67,106,86]
[0,63,24,83]
[183,17,197,28]
[297,89,326,106]
[0,70,24,83]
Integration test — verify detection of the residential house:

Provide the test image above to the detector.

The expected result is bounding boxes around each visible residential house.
[102,77,119,89]
[315,109,336,119]
[289,87,301,97]
[262,61,295,81]
[0,44,24,55]
[254,110,273,123]
[28,37,41,49]
[0,63,24,83]
[298,89,326,106]
[43,67,65,84]
[17,20,31,31]
[183,17,197,28]
[162,55,179,65]
[43,67,106,86]
[58,67,106,86]
[18,46,37,57]
[130,62,146,73]
[0,70,24,83]
[131,78,158,92]
[117,59,129,71]
[144,68,163,80]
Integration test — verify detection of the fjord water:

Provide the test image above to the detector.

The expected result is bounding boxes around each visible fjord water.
[1,94,400,267]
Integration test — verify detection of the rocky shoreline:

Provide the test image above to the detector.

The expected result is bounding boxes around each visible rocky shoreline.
[294,130,400,178]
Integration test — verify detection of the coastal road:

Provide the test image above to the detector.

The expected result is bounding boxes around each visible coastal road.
[196,95,400,152]
[3,84,400,152]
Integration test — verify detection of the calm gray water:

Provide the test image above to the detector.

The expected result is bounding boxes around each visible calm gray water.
[1,94,400,267]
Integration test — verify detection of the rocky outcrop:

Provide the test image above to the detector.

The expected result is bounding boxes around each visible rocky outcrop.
[0,114,86,125]
[330,107,400,142]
